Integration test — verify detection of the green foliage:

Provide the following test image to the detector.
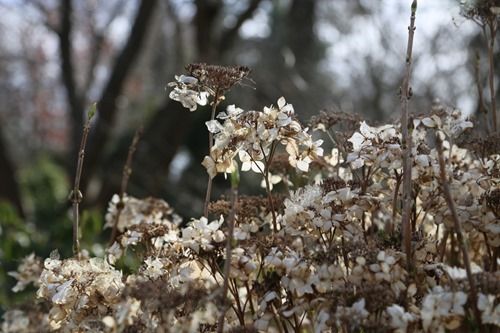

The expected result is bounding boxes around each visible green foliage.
[0,156,106,313]
[19,155,71,256]
[0,201,31,312]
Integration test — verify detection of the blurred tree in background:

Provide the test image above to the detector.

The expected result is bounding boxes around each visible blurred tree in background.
[0,0,498,312]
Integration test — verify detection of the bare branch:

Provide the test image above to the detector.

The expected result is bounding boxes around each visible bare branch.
[26,0,58,32]
[194,0,223,60]
[82,0,158,193]
[218,0,263,52]
[82,0,125,93]
[59,0,85,173]
[217,186,238,332]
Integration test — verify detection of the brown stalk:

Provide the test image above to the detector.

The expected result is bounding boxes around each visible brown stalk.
[109,126,143,245]
[70,104,96,258]
[203,89,221,217]
[249,142,278,231]
[217,182,238,332]
[435,135,480,324]
[388,170,402,234]
[262,142,278,231]
[400,0,417,269]
[438,229,449,263]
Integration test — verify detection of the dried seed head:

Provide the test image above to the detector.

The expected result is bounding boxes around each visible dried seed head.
[185,63,251,94]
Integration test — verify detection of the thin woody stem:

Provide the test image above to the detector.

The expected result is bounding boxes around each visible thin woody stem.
[401,0,417,270]
[258,142,278,231]
[70,104,96,258]
[204,89,221,217]
[436,136,481,324]
[109,126,143,245]
[217,185,238,332]
[388,170,402,234]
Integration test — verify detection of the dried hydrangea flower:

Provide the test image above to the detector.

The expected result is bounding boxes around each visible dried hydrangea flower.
[168,63,250,112]
[8,253,42,292]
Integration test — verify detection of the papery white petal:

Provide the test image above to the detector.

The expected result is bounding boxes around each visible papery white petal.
[277,96,286,109]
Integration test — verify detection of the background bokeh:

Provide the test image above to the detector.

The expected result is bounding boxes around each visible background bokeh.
[0,0,498,312]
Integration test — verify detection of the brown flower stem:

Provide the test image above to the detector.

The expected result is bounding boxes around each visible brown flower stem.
[263,175,278,231]
[204,89,221,217]
[226,279,245,325]
[258,142,278,231]
[217,167,239,332]
[341,236,349,275]
[435,136,481,324]
[109,126,143,245]
[244,281,255,315]
[438,229,449,263]
[70,103,96,259]
[388,170,402,234]
[270,304,286,333]
[285,290,300,332]
[482,232,493,271]
[400,0,417,270]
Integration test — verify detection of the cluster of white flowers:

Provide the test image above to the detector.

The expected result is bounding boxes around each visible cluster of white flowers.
[477,293,500,326]
[7,253,42,293]
[386,304,416,333]
[181,216,225,253]
[36,256,127,331]
[202,97,323,179]
[347,121,401,170]
[105,195,181,264]
[168,74,209,111]
[1,309,49,333]
[104,194,181,233]
[332,298,370,330]
[3,76,500,332]
[420,286,468,332]
[282,181,381,249]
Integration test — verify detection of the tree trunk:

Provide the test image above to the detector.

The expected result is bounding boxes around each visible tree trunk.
[0,125,24,217]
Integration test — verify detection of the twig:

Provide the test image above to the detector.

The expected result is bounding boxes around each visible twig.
[388,170,402,234]
[69,103,96,258]
[59,0,85,175]
[204,89,221,217]
[400,0,417,269]
[217,168,239,332]
[482,232,493,271]
[109,126,143,245]
[438,229,449,263]
[435,135,480,324]
[262,142,278,231]
[82,0,124,93]
[248,143,278,231]
[218,0,263,51]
